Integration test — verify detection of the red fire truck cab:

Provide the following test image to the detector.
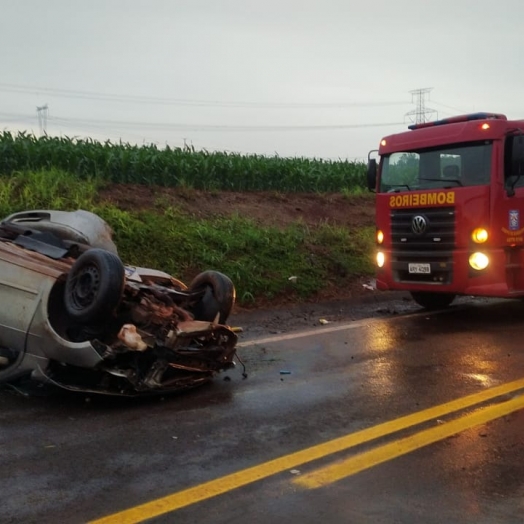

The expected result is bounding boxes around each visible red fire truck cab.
[367,112,524,309]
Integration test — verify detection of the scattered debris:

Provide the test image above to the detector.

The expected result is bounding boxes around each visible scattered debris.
[290,469,301,475]
[362,279,376,291]
[288,276,298,283]
[280,370,292,375]
[319,318,331,325]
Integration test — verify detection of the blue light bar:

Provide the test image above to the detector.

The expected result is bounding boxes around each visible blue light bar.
[408,112,507,130]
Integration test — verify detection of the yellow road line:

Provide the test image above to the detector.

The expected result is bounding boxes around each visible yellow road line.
[295,392,524,489]
[89,378,524,524]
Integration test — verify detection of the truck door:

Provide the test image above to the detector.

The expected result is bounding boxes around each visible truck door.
[500,135,524,290]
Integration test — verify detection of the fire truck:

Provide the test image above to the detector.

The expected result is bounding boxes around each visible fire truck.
[367,112,524,309]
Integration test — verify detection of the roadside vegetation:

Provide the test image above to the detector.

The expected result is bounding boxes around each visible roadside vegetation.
[0,131,366,192]
[0,133,373,306]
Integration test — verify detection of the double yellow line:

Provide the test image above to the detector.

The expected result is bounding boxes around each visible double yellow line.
[90,378,524,524]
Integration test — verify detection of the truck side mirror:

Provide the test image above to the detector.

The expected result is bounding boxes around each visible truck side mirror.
[367,159,377,192]
[506,134,524,197]
[514,135,524,172]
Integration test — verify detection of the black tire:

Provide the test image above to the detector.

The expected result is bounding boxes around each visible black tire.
[410,291,456,310]
[64,248,125,323]
[189,270,235,324]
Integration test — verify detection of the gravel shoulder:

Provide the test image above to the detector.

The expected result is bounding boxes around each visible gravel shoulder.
[229,289,416,341]
[229,291,504,342]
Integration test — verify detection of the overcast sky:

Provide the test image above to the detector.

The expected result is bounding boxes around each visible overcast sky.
[1,0,523,160]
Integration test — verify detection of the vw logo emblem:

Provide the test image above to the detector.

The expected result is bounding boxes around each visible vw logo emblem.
[411,215,427,235]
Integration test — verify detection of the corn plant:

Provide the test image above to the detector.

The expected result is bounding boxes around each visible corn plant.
[0,131,367,193]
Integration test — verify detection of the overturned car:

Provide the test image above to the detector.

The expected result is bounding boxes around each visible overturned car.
[0,210,238,396]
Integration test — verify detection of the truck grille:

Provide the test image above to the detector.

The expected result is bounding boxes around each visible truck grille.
[390,206,455,284]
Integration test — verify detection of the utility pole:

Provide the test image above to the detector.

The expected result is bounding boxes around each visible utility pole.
[36,104,48,135]
[405,88,437,125]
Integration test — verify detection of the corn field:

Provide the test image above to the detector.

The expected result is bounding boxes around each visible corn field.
[0,131,366,192]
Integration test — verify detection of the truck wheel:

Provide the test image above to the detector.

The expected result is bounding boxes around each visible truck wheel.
[410,291,456,310]
[189,271,235,324]
[65,248,125,323]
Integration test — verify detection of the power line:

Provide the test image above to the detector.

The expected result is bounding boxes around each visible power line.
[0,82,409,109]
[0,111,404,132]
[431,100,469,115]
[47,115,406,132]
[0,112,404,132]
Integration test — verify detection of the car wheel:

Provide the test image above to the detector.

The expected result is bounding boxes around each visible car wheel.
[64,248,125,323]
[189,271,236,324]
[410,291,456,310]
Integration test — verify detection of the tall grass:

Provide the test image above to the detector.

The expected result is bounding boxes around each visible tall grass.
[0,168,101,217]
[0,131,366,193]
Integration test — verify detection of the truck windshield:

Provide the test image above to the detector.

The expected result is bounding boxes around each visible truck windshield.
[379,141,492,193]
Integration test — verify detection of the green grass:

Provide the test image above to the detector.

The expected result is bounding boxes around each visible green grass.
[0,169,375,305]
[0,168,101,215]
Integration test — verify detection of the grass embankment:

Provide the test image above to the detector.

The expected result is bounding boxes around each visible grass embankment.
[0,169,375,306]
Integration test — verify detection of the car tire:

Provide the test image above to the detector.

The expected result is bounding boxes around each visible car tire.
[189,270,236,324]
[64,248,125,323]
[410,291,456,310]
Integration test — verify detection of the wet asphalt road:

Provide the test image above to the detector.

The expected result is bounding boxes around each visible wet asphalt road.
[3,299,524,523]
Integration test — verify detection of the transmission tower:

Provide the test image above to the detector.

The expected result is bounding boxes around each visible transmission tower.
[405,88,437,125]
[36,104,49,135]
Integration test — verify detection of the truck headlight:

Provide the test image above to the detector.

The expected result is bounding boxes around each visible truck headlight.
[376,229,384,244]
[377,251,385,268]
[469,252,489,270]
[471,228,488,244]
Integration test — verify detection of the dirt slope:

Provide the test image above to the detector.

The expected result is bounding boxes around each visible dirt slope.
[98,185,402,329]
[99,184,378,297]
[99,184,376,231]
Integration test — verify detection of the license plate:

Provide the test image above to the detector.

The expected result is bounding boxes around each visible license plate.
[408,263,431,274]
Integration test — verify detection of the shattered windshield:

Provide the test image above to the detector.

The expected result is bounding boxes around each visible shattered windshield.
[379,141,492,192]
